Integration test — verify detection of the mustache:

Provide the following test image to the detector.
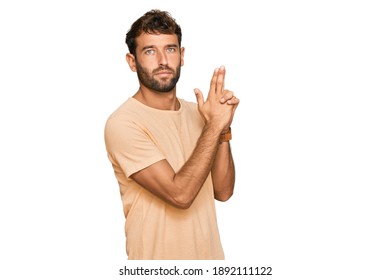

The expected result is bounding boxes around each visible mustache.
[152,66,174,74]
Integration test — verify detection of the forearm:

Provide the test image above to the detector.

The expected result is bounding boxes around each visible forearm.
[211,142,235,201]
[130,122,230,209]
[173,124,221,207]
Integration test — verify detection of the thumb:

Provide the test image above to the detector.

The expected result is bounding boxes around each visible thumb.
[194,88,204,107]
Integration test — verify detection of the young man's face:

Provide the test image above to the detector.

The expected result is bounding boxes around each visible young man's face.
[132,32,185,92]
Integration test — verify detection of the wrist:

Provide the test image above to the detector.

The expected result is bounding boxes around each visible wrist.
[219,127,232,143]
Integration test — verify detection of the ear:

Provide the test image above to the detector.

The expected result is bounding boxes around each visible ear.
[126,53,137,72]
[180,47,185,66]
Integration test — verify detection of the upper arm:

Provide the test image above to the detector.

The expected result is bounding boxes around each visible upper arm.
[105,117,165,178]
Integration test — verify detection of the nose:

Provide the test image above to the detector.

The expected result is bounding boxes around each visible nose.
[157,50,168,66]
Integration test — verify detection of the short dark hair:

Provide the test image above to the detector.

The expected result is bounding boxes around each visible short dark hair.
[125,9,182,56]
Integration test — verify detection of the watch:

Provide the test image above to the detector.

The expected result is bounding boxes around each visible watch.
[219,127,232,143]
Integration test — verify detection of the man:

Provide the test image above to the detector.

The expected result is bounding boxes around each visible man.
[104,9,239,260]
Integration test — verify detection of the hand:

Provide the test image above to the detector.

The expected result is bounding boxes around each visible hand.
[211,67,240,133]
[219,87,240,134]
[194,66,235,132]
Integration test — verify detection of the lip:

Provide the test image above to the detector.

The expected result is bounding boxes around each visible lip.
[155,71,173,78]
[155,71,172,75]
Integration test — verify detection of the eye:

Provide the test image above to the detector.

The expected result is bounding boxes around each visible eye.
[145,49,155,55]
[167,47,176,53]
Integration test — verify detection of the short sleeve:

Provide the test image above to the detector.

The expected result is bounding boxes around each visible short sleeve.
[104,115,165,178]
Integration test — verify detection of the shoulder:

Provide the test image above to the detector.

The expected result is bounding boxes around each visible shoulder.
[104,98,141,137]
[106,98,138,120]
[105,97,150,126]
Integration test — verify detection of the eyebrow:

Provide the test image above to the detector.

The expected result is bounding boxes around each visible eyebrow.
[141,44,179,51]
[165,44,179,48]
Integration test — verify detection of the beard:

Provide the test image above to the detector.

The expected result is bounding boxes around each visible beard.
[135,61,181,93]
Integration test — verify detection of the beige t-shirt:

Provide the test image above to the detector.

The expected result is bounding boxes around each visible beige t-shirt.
[104,97,224,260]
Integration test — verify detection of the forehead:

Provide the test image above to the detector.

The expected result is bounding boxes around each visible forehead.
[136,32,179,49]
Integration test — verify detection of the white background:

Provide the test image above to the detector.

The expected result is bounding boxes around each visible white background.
[1,0,390,279]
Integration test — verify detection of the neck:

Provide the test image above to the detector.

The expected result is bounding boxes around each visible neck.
[133,87,180,111]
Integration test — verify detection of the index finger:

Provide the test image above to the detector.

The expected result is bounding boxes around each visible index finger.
[216,66,226,95]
